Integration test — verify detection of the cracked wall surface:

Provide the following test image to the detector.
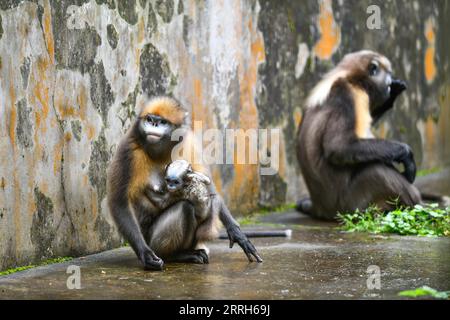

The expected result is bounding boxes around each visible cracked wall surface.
[0,0,449,269]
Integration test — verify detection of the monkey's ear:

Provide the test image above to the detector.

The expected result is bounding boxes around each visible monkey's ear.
[186,171,211,185]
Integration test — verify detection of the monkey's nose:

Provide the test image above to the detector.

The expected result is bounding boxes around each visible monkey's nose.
[165,177,181,191]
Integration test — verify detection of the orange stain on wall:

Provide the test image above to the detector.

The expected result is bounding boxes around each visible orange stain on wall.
[424,116,438,165]
[425,116,435,143]
[86,125,96,140]
[192,79,205,123]
[293,109,302,127]
[228,19,266,212]
[64,132,72,142]
[54,82,88,121]
[83,175,89,187]
[91,191,98,221]
[53,140,63,176]
[77,84,88,120]
[313,0,341,60]
[42,0,55,64]
[33,111,43,160]
[31,57,52,134]
[424,19,437,83]
[138,16,145,44]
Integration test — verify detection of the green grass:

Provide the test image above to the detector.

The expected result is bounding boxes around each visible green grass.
[398,286,449,299]
[337,202,450,237]
[0,257,73,276]
[238,203,296,226]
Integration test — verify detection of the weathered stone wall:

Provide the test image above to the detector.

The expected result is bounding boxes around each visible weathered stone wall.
[0,0,449,269]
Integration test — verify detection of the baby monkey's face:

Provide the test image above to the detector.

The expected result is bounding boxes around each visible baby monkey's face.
[164,160,192,192]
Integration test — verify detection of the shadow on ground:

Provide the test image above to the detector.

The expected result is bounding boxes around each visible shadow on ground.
[1,210,449,299]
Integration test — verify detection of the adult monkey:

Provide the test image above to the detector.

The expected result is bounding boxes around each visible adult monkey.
[296,50,421,220]
[107,96,262,270]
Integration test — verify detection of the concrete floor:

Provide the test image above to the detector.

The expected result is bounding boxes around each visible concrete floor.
[1,210,449,299]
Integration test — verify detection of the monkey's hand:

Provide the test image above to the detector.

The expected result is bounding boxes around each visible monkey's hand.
[390,79,407,99]
[227,225,263,263]
[140,248,164,271]
[372,79,407,123]
[394,143,416,184]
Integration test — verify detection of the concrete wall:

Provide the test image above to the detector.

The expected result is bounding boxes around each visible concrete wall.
[0,0,449,269]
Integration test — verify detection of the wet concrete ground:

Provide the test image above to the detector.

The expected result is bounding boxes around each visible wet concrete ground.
[1,210,449,299]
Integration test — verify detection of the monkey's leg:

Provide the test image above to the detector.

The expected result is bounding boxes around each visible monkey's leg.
[342,164,421,212]
[110,203,164,271]
[147,201,209,264]
[165,249,209,264]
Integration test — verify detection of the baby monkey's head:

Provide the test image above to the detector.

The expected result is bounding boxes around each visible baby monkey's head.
[164,160,211,192]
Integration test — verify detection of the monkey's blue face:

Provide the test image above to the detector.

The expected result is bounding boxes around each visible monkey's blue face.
[139,114,174,144]
[165,160,191,192]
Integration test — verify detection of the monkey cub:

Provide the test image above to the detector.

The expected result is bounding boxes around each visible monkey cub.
[163,159,213,223]
[145,159,220,262]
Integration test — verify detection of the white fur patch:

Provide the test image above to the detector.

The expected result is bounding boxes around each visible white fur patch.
[306,69,348,108]
[195,242,210,255]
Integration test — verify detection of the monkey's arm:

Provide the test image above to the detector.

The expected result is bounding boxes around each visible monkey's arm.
[372,79,407,124]
[324,137,416,183]
[110,201,164,270]
[209,186,262,263]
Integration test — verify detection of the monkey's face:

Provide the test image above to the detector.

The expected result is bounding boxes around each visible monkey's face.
[139,114,175,145]
[367,59,393,107]
[341,51,403,115]
[165,160,191,192]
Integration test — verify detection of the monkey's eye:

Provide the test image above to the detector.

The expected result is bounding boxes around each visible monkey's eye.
[160,119,167,125]
[369,62,379,76]
[146,115,152,123]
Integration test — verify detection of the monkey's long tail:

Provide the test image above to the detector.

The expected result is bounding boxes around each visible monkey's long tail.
[218,229,292,239]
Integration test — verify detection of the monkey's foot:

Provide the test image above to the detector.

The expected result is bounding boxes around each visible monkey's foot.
[296,198,313,215]
[141,249,164,271]
[167,249,209,264]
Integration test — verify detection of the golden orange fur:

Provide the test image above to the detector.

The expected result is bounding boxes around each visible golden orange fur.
[140,96,187,125]
[128,144,153,202]
[350,85,373,139]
